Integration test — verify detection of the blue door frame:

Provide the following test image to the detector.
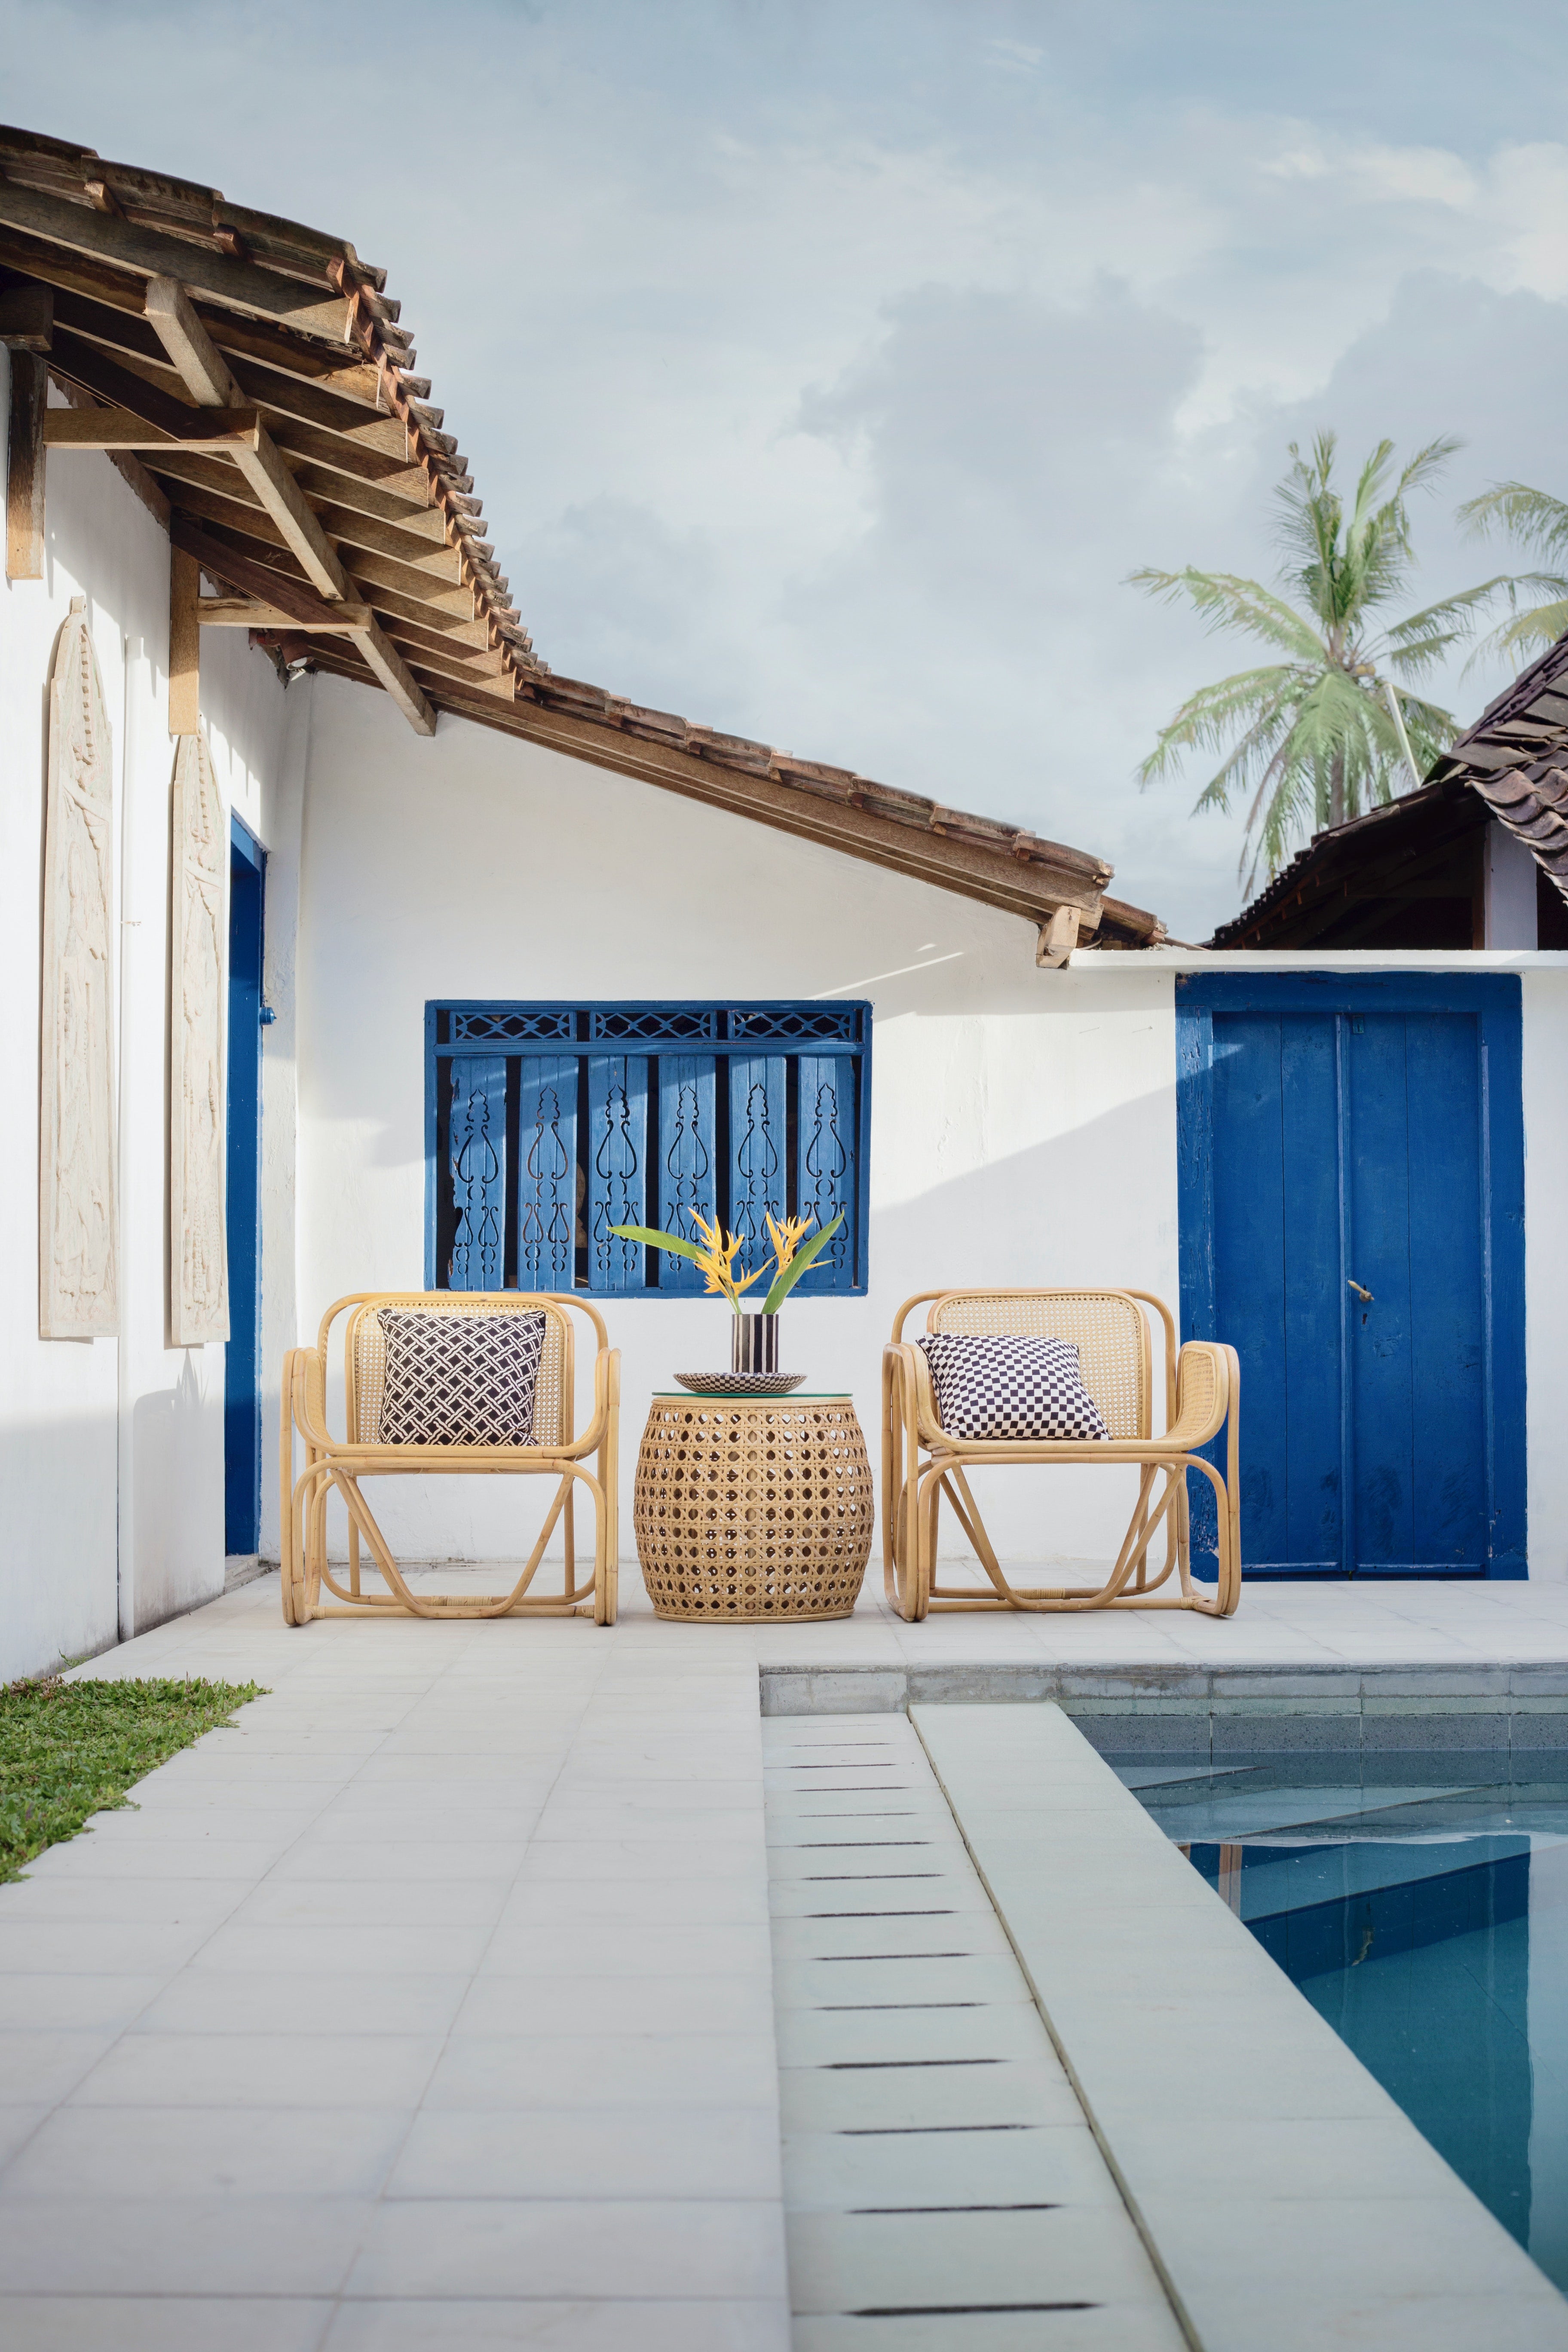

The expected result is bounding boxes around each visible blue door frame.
[1177,972,1526,1580]
[224,819,266,1555]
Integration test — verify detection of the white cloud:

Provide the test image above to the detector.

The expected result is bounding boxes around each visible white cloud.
[3,0,1567,937]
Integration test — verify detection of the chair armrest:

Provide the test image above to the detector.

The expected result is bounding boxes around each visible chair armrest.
[288,1343,334,1452]
[1165,1340,1235,1452]
[884,1340,943,1445]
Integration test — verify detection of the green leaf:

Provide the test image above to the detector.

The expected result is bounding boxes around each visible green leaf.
[760,1215,844,1314]
[608,1224,708,1266]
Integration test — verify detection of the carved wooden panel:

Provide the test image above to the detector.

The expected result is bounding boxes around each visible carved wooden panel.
[169,730,229,1344]
[586,1054,647,1290]
[40,598,119,1338]
[447,1054,506,1291]
[656,1054,717,1293]
[516,1055,577,1291]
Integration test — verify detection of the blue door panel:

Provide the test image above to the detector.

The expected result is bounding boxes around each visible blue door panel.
[1280,1018,1342,1569]
[1406,1016,1488,1568]
[224,824,265,1555]
[1346,1016,1417,1570]
[1178,974,1525,1581]
[1211,1018,1290,1565]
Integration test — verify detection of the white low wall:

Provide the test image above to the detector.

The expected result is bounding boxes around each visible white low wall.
[0,364,302,1679]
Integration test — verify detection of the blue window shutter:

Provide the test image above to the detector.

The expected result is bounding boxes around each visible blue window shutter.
[729,1054,787,1262]
[796,1054,856,1292]
[448,1055,507,1290]
[656,1056,718,1292]
[516,1056,577,1291]
[587,1055,649,1290]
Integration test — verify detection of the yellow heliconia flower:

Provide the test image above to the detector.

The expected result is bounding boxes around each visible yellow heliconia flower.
[690,1211,765,1308]
[764,1211,815,1273]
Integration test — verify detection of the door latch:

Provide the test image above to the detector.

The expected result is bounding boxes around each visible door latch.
[1348,1279,1373,1302]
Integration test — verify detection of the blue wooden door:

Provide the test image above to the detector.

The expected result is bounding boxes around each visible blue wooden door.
[1178,975,1525,1579]
[224,821,266,1556]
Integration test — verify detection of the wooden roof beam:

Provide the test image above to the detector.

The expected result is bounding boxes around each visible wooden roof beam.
[43,403,260,450]
[0,178,351,339]
[170,516,435,737]
[197,596,371,632]
[144,277,348,597]
[147,279,434,735]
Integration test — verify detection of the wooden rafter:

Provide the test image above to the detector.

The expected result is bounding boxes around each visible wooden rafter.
[144,278,434,737]
[43,403,260,449]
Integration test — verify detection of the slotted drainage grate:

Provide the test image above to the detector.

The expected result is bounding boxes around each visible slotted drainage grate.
[763,1713,1189,2345]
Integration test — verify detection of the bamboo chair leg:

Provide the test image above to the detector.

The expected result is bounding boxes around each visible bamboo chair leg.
[279,1356,299,1627]
[348,1519,361,1599]
[881,1359,901,1610]
[592,1463,613,1626]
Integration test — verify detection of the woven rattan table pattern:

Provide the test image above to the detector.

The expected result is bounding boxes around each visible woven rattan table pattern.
[634,1393,873,1620]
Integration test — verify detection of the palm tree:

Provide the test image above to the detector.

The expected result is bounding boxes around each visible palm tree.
[1457,482,1568,662]
[1130,433,1504,890]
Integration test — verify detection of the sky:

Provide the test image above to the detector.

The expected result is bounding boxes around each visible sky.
[6,0,1568,935]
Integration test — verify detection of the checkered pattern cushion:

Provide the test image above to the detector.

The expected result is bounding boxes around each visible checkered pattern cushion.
[376,1310,547,1446]
[916,1332,1110,1442]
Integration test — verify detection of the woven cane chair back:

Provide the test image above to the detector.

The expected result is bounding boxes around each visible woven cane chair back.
[925,1290,1151,1439]
[346,1295,570,1448]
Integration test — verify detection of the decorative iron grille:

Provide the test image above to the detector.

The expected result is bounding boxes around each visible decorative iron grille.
[426,1001,871,1296]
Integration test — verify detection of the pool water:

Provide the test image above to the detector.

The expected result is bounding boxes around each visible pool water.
[1118,1756,1568,2294]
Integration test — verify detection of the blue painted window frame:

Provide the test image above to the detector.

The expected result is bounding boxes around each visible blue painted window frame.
[425,1000,872,1296]
[1176,970,1526,1580]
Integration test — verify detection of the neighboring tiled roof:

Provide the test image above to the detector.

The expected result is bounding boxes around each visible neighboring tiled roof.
[1425,632,1568,907]
[0,124,1163,949]
[1206,778,1480,949]
[1211,629,1568,947]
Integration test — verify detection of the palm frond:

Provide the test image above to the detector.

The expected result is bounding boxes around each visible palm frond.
[1458,482,1568,566]
[1128,566,1325,662]
[1468,597,1568,668]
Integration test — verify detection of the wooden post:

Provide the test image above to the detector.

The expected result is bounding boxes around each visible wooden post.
[1036,905,1082,968]
[169,545,200,735]
[6,349,47,581]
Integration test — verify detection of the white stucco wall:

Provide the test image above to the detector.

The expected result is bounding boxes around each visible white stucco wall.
[294,679,1180,1572]
[0,361,303,1678]
[295,685,1568,1586]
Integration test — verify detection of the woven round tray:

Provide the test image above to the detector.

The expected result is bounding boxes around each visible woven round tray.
[634,1394,873,1620]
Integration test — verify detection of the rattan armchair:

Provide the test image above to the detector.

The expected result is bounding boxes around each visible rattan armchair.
[882,1288,1239,1619]
[279,1292,620,1626]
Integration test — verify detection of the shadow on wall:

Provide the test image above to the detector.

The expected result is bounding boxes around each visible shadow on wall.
[311,1081,1182,1573]
[129,1351,224,1638]
[865,1087,1179,1571]
[0,1403,119,1680]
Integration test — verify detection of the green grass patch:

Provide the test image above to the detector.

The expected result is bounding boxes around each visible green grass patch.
[0,1676,265,1883]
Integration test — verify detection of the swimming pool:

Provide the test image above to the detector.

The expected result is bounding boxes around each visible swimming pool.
[1118,1755,1568,2295]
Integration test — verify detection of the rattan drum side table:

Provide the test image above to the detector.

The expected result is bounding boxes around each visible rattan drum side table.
[634,1392,873,1620]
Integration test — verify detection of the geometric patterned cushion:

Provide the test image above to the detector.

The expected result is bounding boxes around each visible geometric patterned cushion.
[916,1332,1110,1442]
[376,1310,547,1446]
